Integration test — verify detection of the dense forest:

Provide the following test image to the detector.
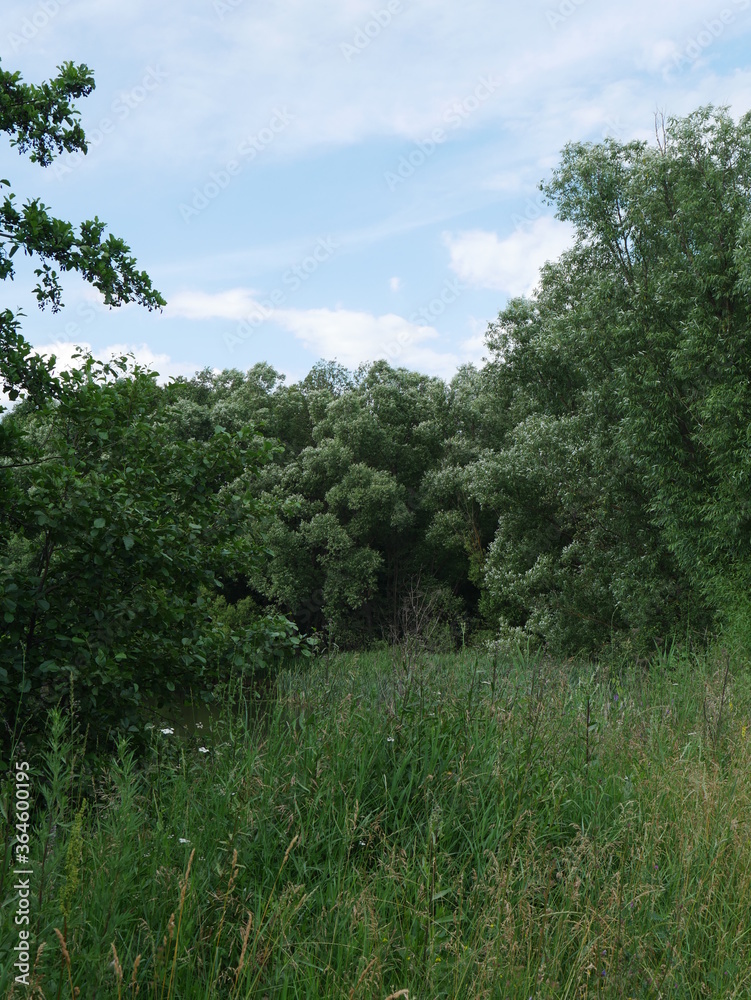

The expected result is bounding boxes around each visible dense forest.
[2,62,751,745]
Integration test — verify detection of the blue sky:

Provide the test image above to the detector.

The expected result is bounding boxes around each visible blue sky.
[3,0,751,384]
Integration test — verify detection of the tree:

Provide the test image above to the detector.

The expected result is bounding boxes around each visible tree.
[0,367,285,736]
[477,106,751,653]
[158,360,488,649]
[544,107,751,635]
[0,59,165,406]
[248,361,479,646]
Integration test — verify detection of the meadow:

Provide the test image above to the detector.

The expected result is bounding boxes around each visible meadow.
[3,644,751,999]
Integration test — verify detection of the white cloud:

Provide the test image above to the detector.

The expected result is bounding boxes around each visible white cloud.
[156,285,465,377]
[4,0,750,388]
[274,306,462,377]
[34,340,201,382]
[273,305,421,356]
[166,288,261,321]
[443,217,574,297]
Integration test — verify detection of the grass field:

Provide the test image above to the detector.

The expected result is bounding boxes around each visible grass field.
[2,644,751,998]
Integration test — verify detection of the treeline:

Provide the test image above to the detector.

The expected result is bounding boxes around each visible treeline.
[164,105,751,659]
[4,104,751,742]
[155,319,693,659]
[160,359,499,649]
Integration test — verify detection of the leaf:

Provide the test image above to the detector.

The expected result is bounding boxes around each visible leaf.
[93,517,106,528]
[123,534,134,550]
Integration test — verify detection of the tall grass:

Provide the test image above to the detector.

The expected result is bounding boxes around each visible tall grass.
[2,644,751,997]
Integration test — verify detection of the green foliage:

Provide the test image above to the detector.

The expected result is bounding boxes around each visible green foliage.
[59,800,86,921]
[4,80,750,744]
[0,60,94,166]
[542,107,751,619]
[0,359,302,738]
[163,360,500,649]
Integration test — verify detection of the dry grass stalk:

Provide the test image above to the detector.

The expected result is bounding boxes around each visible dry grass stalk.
[282,834,299,866]
[111,942,123,1000]
[131,953,142,995]
[20,940,48,1000]
[164,848,195,1000]
[348,955,378,1000]
[232,910,254,992]
[53,927,70,967]
[54,927,75,999]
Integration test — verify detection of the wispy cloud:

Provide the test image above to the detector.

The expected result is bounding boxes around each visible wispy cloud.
[166,288,261,321]
[3,0,750,385]
[162,287,462,377]
[7,0,749,173]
